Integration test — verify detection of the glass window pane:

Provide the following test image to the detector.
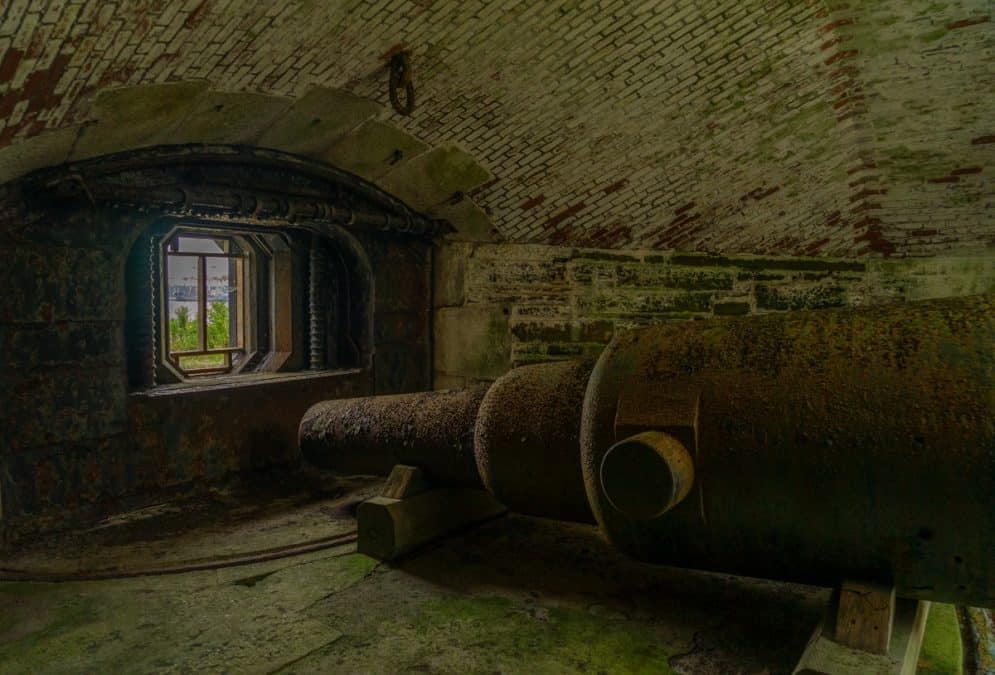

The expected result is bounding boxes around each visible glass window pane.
[178,353,227,372]
[166,255,200,353]
[176,236,228,254]
[205,256,238,349]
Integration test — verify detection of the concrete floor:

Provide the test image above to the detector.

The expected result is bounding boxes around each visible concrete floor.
[0,476,966,674]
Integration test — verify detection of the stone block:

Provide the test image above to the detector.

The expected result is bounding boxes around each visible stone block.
[867,256,995,302]
[434,304,511,380]
[322,120,429,180]
[614,263,735,291]
[0,126,80,185]
[256,87,382,158]
[378,145,492,210]
[509,319,614,344]
[71,81,211,160]
[433,242,472,308]
[428,198,498,242]
[713,300,752,316]
[433,372,468,390]
[166,90,294,145]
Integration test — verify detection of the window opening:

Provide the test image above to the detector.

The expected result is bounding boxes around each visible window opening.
[164,232,246,376]
[126,218,369,388]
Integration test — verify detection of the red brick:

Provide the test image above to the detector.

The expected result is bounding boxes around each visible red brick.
[545,202,586,229]
[520,195,545,210]
[948,16,990,30]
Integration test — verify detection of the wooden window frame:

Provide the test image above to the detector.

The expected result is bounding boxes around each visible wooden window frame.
[161,228,257,379]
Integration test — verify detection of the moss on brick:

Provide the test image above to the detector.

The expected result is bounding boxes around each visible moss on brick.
[574,250,640,263]
[615,264,735,291]
[671,253,864,274]
[713,301,751,316]
[755,283,847,311]
[511,320,614,345]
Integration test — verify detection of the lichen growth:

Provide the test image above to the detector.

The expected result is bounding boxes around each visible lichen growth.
[410,596,682,674]
[917,603,963,675]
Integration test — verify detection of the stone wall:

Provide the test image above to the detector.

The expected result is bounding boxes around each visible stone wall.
[0,157,433,546]
[433,242,995,386]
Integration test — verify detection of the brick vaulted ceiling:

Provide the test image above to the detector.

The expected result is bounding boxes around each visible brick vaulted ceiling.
[0,1,992,257]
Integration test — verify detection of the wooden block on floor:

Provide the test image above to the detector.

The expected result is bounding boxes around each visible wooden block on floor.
[835,581,896,654]
[357,488,506,561]
[380,464,430,499]
[795,595,930,675]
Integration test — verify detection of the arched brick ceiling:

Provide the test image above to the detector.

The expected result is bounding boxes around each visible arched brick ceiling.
[0,0,991,257]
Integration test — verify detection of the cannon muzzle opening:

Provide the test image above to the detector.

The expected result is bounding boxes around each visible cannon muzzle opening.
[600,431,694,521]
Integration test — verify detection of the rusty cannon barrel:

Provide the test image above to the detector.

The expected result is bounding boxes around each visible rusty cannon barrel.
[299,386,489,487]
[300,293,995,607]
[475,360,594,523]
[581,293,995,606]
[300,361,594,520]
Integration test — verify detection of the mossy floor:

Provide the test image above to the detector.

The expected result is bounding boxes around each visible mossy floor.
[0,493,967,674]
[917,604,963,675]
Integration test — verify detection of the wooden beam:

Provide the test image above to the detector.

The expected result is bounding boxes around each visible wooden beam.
[380,464,430,499]
[357,487,506,561]
[835,581,896,655]
[794,582,930,675]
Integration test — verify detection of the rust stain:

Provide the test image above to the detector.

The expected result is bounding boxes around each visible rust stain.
[742,186,781,201]
[802,237,831,255]
[675,201,696,215]
[380,43,409,61]
[819,18,854,33]
[520,195,545,210]
[184,0,212,29]
[849,188,885,202]
[545,202,586,229]
[854,221,895,256]
[468,176,500,197]
[828,64,859,81]
[603,179,628,195]
[847,160,877,175]
[824,49,858,66]
[851,201,881,213]
[0,52,73,146]
[0,48,23,84]
[833,94,865,109]
[821,37,844,51]
[948,16,990,30]
[848,174,879,188]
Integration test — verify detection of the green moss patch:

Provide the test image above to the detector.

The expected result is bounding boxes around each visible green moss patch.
[917,603,963,675]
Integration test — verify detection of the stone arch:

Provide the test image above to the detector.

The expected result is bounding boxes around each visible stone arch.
[0,83,498,243]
